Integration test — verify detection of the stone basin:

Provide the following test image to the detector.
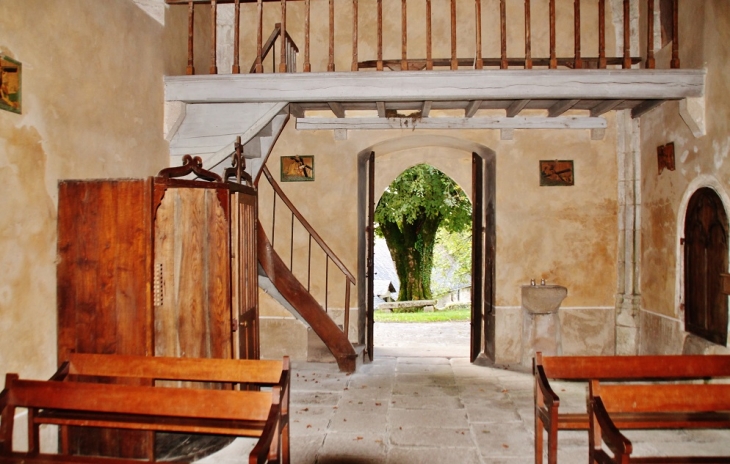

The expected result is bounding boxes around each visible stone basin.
[521,284,568,314]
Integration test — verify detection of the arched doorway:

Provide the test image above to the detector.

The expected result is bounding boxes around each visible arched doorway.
[684,187,729,345]
[356,136,496,363]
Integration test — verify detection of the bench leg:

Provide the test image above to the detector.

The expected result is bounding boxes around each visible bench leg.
[535,414,544,464]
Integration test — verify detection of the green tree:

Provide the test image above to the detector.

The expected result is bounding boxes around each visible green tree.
[432,228,472,297]
[375,164,472,301]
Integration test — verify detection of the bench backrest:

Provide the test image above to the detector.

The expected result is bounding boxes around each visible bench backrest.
[55,353,288,386]
[590,379,730,414]
[537,352,730,381]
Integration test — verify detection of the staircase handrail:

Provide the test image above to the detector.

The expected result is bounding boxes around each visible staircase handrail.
[250,22,299,74]
[260,165,355,285]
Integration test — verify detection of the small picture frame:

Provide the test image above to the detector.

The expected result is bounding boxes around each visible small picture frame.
[281,155,314,182]
[0,56,21,114]
[539,160,574,186]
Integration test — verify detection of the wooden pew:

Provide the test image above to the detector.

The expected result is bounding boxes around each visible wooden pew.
[534,352,730,464]
[589,380,730,463]
[0,354,290,464]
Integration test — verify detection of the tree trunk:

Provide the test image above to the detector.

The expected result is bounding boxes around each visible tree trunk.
[380,212,441,301]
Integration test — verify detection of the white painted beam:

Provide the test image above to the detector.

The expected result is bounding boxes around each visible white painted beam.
[295,116,607,131]
[165,69,705,103]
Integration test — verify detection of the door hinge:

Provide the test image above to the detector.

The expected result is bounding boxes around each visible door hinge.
[231,319,238,332]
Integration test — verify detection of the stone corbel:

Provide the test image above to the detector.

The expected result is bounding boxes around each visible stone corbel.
[679,96,706,138]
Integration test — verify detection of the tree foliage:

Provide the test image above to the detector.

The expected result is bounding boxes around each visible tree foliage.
[374,164,471,301]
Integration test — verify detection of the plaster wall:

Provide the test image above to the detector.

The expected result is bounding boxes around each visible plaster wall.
[261,112,620,362]
[638,0,730,354]
[0,0,177,388]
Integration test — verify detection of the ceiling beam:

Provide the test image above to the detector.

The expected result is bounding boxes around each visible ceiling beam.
[631,99,664,118]
[548,99,580,117]
[590,100,624,117]
[421,101,432,118]
[289,103,305,118]
[376,102,386,118]
[328,102,346,118]
[465,100,482,118]
[296,116,607,131]
[506,99,530,117]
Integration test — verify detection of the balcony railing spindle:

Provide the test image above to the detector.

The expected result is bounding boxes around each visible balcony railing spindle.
[573,0,582,69]
[450,0,457,70]
[549,0,557,68]
[500,0,507,69]
[187,1,195,75]
[280,0,287,72]
[304,0,311,71]
[599,0,606,68]
[426,0,433,70]
[475,0,483,69]
[377,0,383,70]
[646,0,655,69]
[524,0,532,69]
[233,0,241,73]
[255,0,263,73]
[328,0,335,71]
[401,0,408,70]
[352,0,359,71]
[671,0,680,68]
[622,0,630,68]
[210,0,218,74]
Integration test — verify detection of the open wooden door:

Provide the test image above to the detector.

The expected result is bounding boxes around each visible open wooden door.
[471,153,484,362]
[366,151,376,361]
[230,182,260,360]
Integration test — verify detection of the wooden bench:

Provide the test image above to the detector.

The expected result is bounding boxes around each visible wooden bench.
[0,354,290,464]
[589,380,730,463]
[534,352,730,464]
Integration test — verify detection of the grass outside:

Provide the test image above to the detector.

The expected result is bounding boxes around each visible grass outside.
[374,307,470,323]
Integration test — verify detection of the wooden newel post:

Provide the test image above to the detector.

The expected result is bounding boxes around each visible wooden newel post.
[187,1,195,75]
[210,0,218,74]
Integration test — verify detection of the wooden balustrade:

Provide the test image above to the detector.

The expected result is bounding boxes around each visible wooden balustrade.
[259,166,354,339]
[169,0,680,74]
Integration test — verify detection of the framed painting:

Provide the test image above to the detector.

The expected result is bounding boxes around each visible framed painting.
[0,56,21,114]
[281,155,314,182]
[539,160,574,186]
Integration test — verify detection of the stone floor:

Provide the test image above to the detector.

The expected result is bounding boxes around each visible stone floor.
[201,322,730,464]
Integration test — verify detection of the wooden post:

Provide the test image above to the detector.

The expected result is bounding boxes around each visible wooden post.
[255,0,263,73]
[549,0,556,68]
[598,0,606,68]
[328,0,335,71]
[622,0,631,68]
[451,0,457,70]
[573,0,582,68]
[646,0,655,69]
[210,0,218,74]
[671,0,680,68]
[426,0,433,70]
[377,0,383,71]
[352,0,359,71]
[401,0,407,70]
[500,0,507,69]
[187,1,195,75]
[232,0,240,73]
[279,0,287,72]
[524,0,532,69]
[475,0,483,69]
[304,0,311,72]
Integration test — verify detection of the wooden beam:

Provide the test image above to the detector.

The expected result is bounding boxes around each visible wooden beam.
[296,116,607,131]
[376,102,386,118]
[465,100,482,118]
[506,99,530,117]
[548,99,579,117]
[328,102,346,118]
[289,103,305,118]
[631,99,664,118]
[165,69,706,103]
[590,100,623,117]
[421,101,432,118]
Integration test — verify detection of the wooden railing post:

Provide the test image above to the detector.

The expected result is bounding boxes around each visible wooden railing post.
[401,0,408,71]
[255,0,263,73]
[328,0,335,71]
[475,0,483,69]
[524,0,532,69]
[210,0,218,74]
[573,0,582,68]
[352,0,359,71]
[622,0,631,68]
[549,0,557,68]
[187,1,195,75]
[377,0,383,71]
[598,0,606,68]
[304,0,311,72]
[500,0,507,69]
[426,0,433,70]
[232,0,240,73]
[451,0,457,70]
[279,0,287,72]
[671,0,680,68]
[646,0,655,69]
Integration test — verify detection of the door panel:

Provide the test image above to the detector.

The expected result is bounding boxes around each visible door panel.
[367,152,376,361]
[471,153,484,362]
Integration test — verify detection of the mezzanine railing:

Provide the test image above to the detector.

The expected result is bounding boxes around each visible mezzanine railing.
[166,0,679,75]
